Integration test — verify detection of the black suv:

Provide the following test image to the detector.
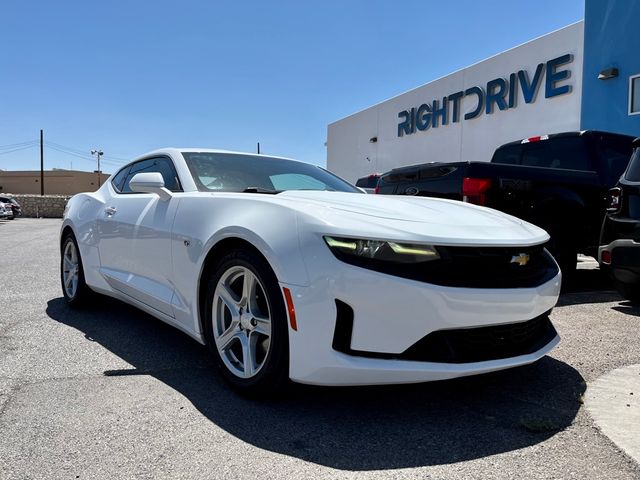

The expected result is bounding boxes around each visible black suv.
[600,137,640,301]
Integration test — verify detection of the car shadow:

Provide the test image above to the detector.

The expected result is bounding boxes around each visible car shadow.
[46,296,585,470]
[611,300,640,317]
[556,262,621,306]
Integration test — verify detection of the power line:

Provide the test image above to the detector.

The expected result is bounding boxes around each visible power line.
[0,138,128,169]
[46,140,91,156]
[46,144,94,161]
[0,144,38,156]
[46,140,127,166]
[46,145,121,168]
[0,140,38,150]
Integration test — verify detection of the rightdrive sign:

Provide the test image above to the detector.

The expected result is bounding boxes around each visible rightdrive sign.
[397,54,573,137]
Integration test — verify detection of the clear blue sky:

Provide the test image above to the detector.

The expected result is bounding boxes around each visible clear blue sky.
[0,0,584,174]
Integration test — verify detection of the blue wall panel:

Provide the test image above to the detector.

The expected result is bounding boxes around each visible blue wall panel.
[581,0,640,136]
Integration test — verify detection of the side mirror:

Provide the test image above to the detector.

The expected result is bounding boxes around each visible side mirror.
[129,172,172,200]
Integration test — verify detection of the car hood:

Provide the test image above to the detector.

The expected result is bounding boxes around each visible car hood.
[274,191,549,246]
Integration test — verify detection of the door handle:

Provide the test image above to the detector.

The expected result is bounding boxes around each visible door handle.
[105,206,117,216]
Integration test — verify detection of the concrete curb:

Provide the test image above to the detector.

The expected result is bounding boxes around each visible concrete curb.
[585,364,640,464]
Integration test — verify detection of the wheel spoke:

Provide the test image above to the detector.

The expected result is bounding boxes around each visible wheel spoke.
[217,282,240,317]
[240,334,256,378]
[252,314,271,337]
[63,257,74,270]
[64,273,73,288]
[216,320,241,350]
[241,271,256,310]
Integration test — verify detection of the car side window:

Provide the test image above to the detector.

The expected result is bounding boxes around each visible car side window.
[152,157,182,191]
[111,166,130,193]
[624,149,640,182]
[121,159,157,193]
[121,157,182,194]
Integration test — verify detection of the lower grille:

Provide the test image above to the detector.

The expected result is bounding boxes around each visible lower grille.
[332,300,556,364]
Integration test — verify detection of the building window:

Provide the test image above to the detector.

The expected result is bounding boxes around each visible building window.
[630,74,640,115]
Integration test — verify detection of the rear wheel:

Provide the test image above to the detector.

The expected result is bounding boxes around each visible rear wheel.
[60,233,92,307]
[203,248,289,396]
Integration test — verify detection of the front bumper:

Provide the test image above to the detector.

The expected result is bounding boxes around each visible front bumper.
[284,260,561,386]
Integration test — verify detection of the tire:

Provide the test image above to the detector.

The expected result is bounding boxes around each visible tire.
[203,248,289,396]
[614,280,640,303]
[60,232,92,307]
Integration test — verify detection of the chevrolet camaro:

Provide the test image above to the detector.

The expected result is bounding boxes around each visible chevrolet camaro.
[60,149,562,394]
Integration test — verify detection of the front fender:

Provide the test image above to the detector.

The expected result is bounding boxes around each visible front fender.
[170,195,311,337]
[199,223,309,287]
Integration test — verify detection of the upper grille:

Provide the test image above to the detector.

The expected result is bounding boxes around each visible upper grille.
[430,244,559,288]
[333,243,559,289]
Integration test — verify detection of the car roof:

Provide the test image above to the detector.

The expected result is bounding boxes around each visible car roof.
[131,148,306,165]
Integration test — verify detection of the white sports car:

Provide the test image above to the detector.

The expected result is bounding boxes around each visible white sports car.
[61,149,561,394]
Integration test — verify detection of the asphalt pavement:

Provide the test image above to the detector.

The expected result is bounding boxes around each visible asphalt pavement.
[1,218,640,479]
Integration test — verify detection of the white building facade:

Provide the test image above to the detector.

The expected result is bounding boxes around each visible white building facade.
[327,22,584,182]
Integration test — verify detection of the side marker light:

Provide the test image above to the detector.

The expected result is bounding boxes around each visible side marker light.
[282,287,297,331]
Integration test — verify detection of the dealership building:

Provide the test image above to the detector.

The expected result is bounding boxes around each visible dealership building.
[327,0,640,183]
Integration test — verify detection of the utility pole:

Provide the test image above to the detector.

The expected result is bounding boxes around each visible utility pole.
[91,149,104,187]
[257,142,260,154]
[40,129,44,196]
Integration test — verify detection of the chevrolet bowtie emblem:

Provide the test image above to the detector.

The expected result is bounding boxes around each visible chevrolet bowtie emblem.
[510,253,530,266]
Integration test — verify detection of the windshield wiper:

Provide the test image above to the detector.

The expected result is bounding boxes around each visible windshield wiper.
[241,187,282,194]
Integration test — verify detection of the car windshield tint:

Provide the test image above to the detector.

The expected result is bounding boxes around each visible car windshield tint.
[624,149,640,182]
[182,152,361,193]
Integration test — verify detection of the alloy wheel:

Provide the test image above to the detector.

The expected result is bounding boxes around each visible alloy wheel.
[62,240,79,299]
[212,266,272,378]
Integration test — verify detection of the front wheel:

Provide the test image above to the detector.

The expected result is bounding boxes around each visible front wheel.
[203,249,289,396]
[60,233,92,307]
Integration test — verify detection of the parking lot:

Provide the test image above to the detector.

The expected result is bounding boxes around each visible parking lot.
[1,218,639,479]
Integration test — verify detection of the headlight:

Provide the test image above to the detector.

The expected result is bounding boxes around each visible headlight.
[324,236,440,264]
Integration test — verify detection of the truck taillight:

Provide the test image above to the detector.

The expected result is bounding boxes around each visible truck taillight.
[374,185,380,194]
[606,187,622,212]
[521,135,549,144]
[463,177,492,205]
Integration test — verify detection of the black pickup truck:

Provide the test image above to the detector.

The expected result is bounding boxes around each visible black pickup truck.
[376,131,635,272]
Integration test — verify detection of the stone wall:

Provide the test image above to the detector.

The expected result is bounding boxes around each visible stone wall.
[8,194,71,218]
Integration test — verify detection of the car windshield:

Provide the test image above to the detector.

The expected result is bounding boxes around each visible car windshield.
[182,152,361,193]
